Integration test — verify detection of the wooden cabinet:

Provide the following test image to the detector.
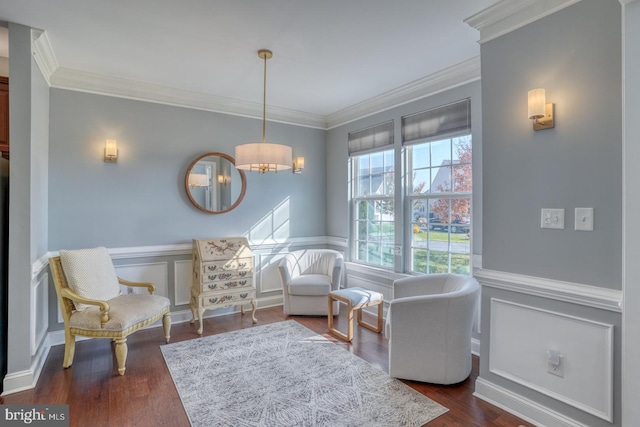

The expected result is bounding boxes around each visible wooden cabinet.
[190,237,257,334]
[0,77,8,159]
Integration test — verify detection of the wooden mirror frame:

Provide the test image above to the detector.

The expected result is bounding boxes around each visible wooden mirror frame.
[184,152,247,214]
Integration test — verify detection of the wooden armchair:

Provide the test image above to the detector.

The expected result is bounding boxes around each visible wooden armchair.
[50,248,171,375]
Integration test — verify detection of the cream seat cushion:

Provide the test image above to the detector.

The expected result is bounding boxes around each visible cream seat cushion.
[59,247,121,311]
[69,294,170,332]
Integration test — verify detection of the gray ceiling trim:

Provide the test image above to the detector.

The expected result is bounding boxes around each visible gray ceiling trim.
[465,0,582,44]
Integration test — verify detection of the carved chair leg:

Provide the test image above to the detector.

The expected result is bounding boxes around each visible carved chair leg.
[163,313,172,343]
[114,338,128,375]
[63,330,76,368]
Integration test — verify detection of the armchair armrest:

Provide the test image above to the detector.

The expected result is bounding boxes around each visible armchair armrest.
[118,278,155,294]
[60,287,111,328]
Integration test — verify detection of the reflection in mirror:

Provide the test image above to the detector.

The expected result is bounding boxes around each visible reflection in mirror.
[185,152,247,214]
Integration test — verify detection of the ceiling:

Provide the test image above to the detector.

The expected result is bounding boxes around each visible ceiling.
[0,0,496,126]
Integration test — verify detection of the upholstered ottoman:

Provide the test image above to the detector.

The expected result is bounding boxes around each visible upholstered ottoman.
[328,287,383,342]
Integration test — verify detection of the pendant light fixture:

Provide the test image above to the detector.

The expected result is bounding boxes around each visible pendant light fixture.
[235,49,292,173]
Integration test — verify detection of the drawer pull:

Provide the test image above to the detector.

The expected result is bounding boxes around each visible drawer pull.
[239,280,247,286]
[240,293,248,299]
[239,271,247,277]
[207,284,218,290]
[207,265,218,271]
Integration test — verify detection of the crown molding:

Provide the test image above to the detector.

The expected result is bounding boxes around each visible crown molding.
[30,29,58,85]
[465,0,582,44]
[49,67,327,129]
[325,56,481,129]
[39,32,481,130]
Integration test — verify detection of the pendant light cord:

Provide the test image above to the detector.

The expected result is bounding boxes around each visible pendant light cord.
[262,53,267,144]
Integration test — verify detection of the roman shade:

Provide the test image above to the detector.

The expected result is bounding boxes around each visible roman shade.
[402,98,471,145]
[348,120,394,156]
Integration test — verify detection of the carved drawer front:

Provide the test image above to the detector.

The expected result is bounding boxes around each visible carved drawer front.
[200,277,253,292]
[202,288,256,308]
[201,257,253,274]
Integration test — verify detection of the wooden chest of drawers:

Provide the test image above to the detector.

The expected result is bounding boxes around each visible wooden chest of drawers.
[190,237,257,334]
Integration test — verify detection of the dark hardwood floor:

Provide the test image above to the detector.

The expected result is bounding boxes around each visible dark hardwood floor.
[3,306,533,427]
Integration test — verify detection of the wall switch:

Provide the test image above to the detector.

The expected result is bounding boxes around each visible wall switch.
[541,209,565,229]
[575,208,594,231]
[394,245,402,256]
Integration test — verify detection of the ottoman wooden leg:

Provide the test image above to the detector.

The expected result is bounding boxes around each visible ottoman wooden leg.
[328,295,354,342]
[357,301,383,333]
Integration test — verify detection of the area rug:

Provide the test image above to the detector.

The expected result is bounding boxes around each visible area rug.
[160,320,448,426]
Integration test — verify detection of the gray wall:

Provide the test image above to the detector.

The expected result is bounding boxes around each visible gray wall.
[326,80,483,259]
[48,89,326,250]
[478,1,622,425]
[481,0,622,288]
[622,1,640,424]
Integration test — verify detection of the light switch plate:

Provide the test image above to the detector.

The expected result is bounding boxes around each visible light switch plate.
[541,208,565,229]
[575,207,594,231]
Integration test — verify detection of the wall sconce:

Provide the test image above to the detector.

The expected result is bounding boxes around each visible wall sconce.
[104,139,118,163]
[528,88,555,131]
[188,173,209,188]
[293,157,305,174]
[217,175,229,186]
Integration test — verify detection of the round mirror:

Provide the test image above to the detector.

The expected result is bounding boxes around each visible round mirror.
[185,152,247,214]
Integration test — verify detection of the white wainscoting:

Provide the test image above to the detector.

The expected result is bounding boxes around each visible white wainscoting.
[114,262,168,298]
[256,253,286,294]
[489,298,614,422]
[173,260,192,306]
[31,273,48,357]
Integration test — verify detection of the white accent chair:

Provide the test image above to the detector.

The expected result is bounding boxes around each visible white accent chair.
[385,273,480,384]
[279,249,343,315]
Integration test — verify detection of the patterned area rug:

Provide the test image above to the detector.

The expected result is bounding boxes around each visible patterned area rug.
[161,320,448,426]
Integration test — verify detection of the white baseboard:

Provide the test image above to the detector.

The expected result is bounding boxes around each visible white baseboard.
[2,333,51,396]
[474,377,591,427]
[471,337,480,356]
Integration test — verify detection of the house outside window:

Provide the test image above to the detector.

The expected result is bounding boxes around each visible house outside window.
[352,149,395,267]
[406,136,472,274]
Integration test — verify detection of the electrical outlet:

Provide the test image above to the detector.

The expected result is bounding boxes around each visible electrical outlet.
[547,350,564,377]
[541,209,565,229]
[394,245,402,256]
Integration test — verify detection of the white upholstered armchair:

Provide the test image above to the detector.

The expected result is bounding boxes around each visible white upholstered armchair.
[279,249,343,315]
[385,273,480,385]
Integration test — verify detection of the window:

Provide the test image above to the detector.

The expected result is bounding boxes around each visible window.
[347,99,472,275]
[349,121,395,268]
[404,99,472,275]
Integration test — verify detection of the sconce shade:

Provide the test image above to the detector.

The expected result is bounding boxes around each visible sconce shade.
[104,139,118,163]
[188,173,209,188]
[235,142,292,172]
[293,156,305,174]
[528,88,546,120]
